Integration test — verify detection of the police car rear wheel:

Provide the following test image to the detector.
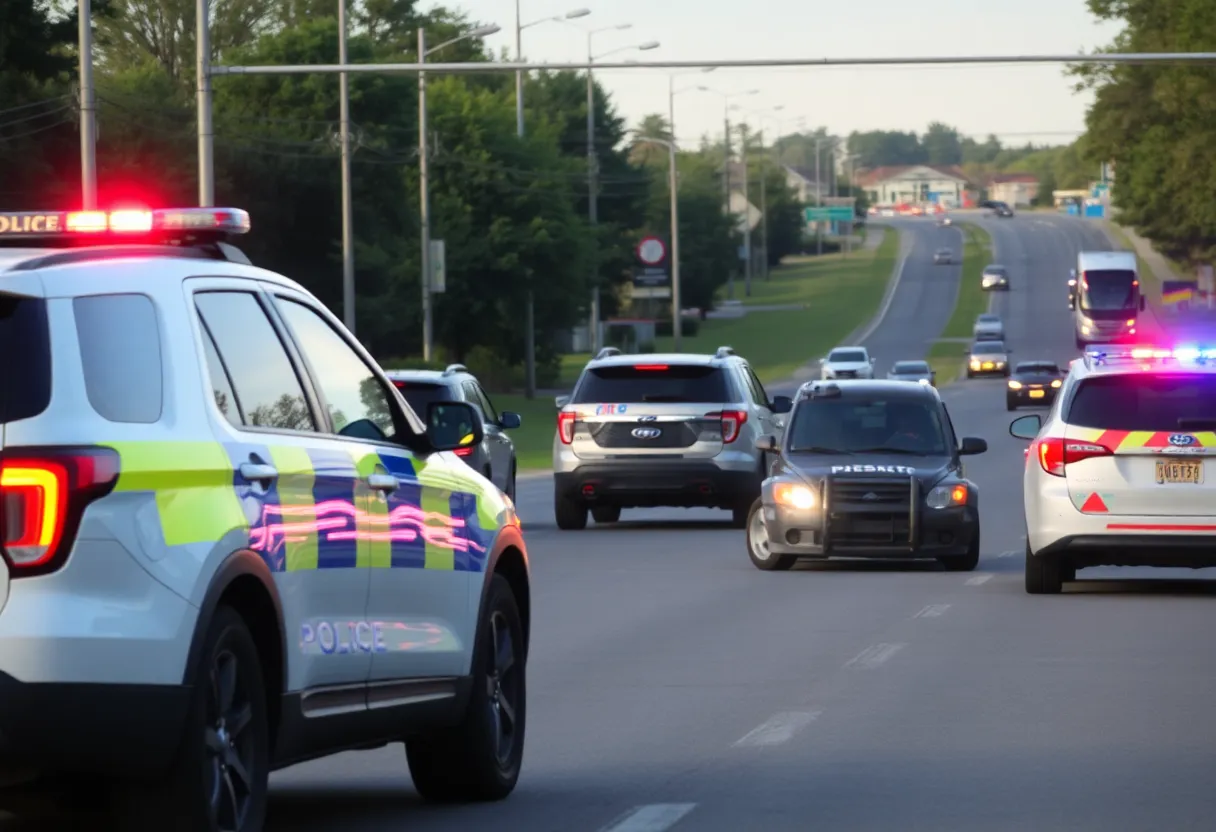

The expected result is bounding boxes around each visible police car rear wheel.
[747,499,795,571]
[591,505,621,524]
[407,574,526,802]
[1025,541,1064,594]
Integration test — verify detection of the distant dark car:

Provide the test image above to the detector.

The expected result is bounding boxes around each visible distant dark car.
[981,265,1010,291]
[1006,361,1064,411]
[994,204,1014,218]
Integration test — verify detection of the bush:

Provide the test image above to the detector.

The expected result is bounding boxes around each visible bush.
[654,317,701,338]
[463,345,522,393]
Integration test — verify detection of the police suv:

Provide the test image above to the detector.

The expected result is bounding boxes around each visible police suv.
[0,208,530,829]
[746,379,988,572]
[1012,344,1216,594]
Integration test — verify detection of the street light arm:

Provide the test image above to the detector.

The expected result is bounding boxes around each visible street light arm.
[426,24,501,56]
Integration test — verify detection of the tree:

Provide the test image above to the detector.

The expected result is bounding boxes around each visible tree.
[847,130,924,167]
[921,122,962,165]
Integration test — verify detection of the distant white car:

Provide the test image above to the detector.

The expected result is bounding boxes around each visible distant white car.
[819,346,876,380]
[974,313,1004,341]
[933,248,954,265]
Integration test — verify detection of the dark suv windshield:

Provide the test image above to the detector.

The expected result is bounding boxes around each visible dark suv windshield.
[788,397,948,456]
[573,364,730,404]
[1067,373,1216,430]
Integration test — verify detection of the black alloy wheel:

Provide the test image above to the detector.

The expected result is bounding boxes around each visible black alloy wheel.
[486,608,522,770]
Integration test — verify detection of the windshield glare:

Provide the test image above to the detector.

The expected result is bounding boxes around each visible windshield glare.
[788,399,948,455]
[1080,269,1138,310]
[829,350,867,363]
[1067,374,1216,430]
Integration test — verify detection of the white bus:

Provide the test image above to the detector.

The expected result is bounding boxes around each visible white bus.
[1069,250,1145,348]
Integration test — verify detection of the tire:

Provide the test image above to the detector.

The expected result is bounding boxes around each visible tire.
[591,505,621,524]
[1024,540,1063,594]
[746,498,796,571]
[113,606,270,831]
[407,573,526,802]
[731,503,750,528]
[1006,397,1017,412]
[505,463,517,503]
[1003,367,1011,377]
[554,491,587,530]
[939,531,980,572]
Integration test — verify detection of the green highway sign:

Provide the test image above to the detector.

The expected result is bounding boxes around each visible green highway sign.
[804,206,854,222]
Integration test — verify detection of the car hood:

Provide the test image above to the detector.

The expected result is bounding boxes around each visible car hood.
[780,453,953,488]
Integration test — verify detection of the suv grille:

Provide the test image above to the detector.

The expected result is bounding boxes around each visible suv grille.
[832,370,857,379]
[827,476,914,548]
[590,421,701,449]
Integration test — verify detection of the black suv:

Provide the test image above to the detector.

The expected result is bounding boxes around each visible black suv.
[386,364,521,499]
[745,380,987,572]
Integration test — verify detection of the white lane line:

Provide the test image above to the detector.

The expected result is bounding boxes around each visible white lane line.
[996,550,1016,559]
[965,574,993,585]
[600,804,698,832]
[913,603,951,618]
[732,710,822,748]
[846,643,906,669]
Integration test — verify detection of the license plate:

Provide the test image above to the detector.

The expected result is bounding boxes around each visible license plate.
[982,362,994,369]
[854,520,892,535]
[1028,390,1045,399]
[1156,459,1203,484]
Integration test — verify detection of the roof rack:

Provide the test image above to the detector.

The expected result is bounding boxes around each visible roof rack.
[443,363,468,375]
[715,346,735,358]
[595,347,622,360]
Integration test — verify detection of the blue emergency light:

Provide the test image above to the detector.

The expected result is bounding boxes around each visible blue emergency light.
[0,208,250,239]
[1084,344,1216,366]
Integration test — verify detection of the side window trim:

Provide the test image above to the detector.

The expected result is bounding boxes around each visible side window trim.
[199,314,246,424]
[266,290,418,449]
[474,383,498,423]
[747,366,769,406]
[192,286,326,437]
[941,402,960,450]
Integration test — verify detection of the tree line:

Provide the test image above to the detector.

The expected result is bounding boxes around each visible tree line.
[0,0,807,387]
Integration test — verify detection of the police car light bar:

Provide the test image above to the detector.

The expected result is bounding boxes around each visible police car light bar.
[0,208,250,239]
[1084,344,1216,365]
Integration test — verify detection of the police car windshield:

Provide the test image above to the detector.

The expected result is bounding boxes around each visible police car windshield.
[392,380,452,415]
[828,350,867,363]
[573,364,730,404]
[1067,373,1216,431]
[788,398,948,456]
[972,342,1005,354]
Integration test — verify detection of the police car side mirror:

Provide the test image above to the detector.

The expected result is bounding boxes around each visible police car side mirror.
[555,394,570,409]
[425,401,484,452]
[770,395,793,414]
[958,436,987,456]
[1009,414,1041,441]
[755,434,780,454]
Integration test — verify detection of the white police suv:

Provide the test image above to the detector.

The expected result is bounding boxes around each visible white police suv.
[0,208,530,830]
[1012,343,1216,594]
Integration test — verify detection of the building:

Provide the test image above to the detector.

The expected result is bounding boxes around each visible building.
[856,164,970,208]
[988,173,1040,207]
[783,165,828,204]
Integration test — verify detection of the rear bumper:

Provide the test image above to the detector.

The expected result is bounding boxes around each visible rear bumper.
[1036,533,1216,569]
[555,462,761,509]
[763,502,978,559]
[0,673,190,777]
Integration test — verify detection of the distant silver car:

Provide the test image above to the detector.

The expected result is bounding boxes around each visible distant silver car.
[887,359,936,386]
[973,313,1004,341]
[933,248,954,264]
[820,345,876,380]
[966,340,1012,378]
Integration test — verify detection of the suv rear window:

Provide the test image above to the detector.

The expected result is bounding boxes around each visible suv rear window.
[392,380,455,415]
[1067,373,1216,431]
[573,365,731,404]
[0,296,50,425]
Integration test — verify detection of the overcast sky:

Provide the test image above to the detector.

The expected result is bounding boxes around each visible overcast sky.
[427,0,1123,149]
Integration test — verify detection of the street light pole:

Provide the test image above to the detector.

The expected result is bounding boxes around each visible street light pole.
[739,119,752,297]
[195,0,213,206]
[635,136,681,350]
[79,0,97,209]
[419,27,433,361]
[338,0,355,332]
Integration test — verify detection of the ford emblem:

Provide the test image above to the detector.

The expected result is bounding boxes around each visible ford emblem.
[1168,433,1196,446]
[637,415,657,422]
[862,492,879,501]
[631,427,662,439]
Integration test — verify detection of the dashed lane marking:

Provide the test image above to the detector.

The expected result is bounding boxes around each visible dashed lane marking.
[996,550,1017,559]
[913,604,951,618]
[600,804,698,832]
[965,574,993,585]
[732,710,822,748]
[846,643,906,669]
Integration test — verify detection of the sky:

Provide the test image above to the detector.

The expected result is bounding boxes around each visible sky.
[425,0,1124,151]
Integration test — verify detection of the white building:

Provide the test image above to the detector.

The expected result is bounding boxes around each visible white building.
[857,164,970,207]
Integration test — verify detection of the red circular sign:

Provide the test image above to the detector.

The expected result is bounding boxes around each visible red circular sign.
[636,236,666,265]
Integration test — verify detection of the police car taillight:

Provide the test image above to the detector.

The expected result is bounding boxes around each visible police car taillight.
[1035,437,1112,478]
[708,409,747,443]
[557,411,576,444]
[0,448,120,577]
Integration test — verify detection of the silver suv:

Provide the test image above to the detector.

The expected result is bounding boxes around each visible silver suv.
[552,347,792,529]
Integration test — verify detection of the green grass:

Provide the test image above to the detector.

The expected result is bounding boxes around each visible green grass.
[490,393,563,471]
[925,222,994,386]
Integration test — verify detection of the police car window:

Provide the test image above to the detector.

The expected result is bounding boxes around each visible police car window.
[195,291,316,433]
[73,293,162,424]
[788,398,948,456]
[737,367,764,406]
[747,367,769,406]
[0,296,51,425]
[573,365,730,404]
[275,298,399,442]
[201,323,242,428]
[1067,374,1216,431]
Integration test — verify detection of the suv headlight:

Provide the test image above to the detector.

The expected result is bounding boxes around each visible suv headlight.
[774,482,817,510]
[926,484,967,509]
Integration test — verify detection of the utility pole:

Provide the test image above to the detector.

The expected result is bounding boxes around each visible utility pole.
[740,123,752,297]
[79,0,97,208]
[724,113,733,299]
[338,0,355,333]
[815,139,822,256]
[758,128,768,280]
[515,0,536,397]
[586,46,600,354]
[195,0,213,206]
[419,28,434,361]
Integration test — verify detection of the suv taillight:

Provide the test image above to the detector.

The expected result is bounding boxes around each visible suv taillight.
[708,409,748,443]
[0,447,120,577]
[557,411,576,445]
[1034,437,1112,477]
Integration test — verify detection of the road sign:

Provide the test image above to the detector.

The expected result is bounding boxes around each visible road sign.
[636,235,667,266]
[804,206,853,222]
[429,239,445,292]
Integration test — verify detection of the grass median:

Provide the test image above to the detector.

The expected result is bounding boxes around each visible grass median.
[507,228,901,469]
[925,222,994,386]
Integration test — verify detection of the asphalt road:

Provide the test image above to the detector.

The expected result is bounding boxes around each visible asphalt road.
[13,214,1216,831]
[261,212,1216,831]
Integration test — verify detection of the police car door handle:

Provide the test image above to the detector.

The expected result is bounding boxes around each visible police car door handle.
[367,473,399,493]
[239,462,278,484]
